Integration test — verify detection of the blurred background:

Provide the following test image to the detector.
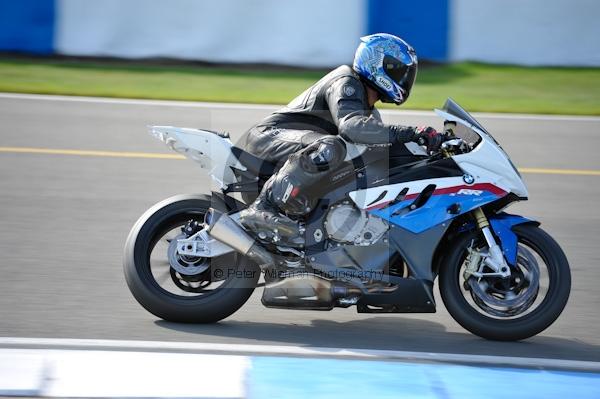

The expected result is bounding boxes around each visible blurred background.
[0,1,599,398]
[0,0,598,113]
[2,0,600,66]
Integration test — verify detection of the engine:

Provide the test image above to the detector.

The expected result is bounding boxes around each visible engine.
[324,202,389,246]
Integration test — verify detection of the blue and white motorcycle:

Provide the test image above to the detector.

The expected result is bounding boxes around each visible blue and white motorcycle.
[124,99,570,341]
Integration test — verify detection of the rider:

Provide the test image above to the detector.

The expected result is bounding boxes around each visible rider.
[238,33,443,243]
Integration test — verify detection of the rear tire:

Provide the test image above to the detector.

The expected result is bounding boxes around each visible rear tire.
[123,194,259,323]
[439,224,570,341]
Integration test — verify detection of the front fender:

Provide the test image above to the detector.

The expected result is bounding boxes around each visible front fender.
[489,213,540,266]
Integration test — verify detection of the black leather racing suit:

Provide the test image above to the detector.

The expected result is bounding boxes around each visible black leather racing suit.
[241,65,417,163]
[238,65,420,237]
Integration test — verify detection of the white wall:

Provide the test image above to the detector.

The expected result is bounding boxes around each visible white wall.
[54,0,600,67]
[451,0,600,66]
[55,0,365,68]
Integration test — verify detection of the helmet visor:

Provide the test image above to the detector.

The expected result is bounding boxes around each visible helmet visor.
[383,55,417,97]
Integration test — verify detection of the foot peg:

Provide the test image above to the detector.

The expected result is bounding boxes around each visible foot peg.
[261,275,361,310]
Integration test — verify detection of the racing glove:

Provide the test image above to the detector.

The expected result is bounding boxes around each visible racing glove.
[390,124,420,144]
[414,126,443,153]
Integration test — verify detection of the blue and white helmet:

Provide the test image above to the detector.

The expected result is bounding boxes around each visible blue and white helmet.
[353,33,418,105]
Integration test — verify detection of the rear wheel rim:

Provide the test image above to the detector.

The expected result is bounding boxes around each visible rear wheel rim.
[144,210,242,300]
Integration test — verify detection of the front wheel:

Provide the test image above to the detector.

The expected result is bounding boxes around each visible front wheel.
[440,224,570,341]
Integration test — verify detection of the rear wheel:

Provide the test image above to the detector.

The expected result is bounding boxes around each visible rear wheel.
[440,224,570,341]
[123,194,259,323]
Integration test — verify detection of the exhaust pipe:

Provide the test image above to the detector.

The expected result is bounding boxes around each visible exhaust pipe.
[205,208,274,269]
[261,275,362,310]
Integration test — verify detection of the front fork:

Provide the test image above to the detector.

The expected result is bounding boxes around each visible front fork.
[465,208,512,279]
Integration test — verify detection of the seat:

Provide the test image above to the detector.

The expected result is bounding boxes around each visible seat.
[231,146,277,176]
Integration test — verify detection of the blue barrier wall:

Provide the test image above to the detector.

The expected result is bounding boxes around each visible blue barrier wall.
[367,0,449,62]
[0,0,55,54]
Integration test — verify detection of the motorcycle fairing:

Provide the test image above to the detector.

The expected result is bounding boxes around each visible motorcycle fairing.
[354,222,450,312]
[306,222,448,313]
[488,213,538,266]
[347,99,529,234]
[436,100,528,199]
[351,177,507,234]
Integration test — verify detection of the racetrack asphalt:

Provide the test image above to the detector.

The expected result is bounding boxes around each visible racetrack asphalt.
[0,94,599,362]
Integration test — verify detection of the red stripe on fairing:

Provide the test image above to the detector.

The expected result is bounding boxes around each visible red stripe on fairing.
[365,183,507,211]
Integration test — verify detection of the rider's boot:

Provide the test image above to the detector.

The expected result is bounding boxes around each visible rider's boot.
[239,179,304,247]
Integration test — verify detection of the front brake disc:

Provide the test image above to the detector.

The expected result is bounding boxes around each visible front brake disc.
[468,244,540,317]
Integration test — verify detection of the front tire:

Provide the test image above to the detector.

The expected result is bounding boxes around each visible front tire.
[440,224,570,341]
[123,194,259,323]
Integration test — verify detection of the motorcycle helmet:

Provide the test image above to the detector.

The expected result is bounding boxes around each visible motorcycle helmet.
[353,33,418,105]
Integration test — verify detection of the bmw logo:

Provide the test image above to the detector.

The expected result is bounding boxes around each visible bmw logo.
[463,174,475,185]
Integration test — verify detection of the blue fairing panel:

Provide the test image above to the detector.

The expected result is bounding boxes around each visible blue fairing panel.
[370,190,502,234]
[489,213,538,266]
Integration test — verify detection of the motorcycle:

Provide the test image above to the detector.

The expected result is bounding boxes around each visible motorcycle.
[123,99,570,341]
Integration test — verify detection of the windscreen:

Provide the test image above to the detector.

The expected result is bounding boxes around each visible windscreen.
[441,98,489,135]
[439,98,522,178]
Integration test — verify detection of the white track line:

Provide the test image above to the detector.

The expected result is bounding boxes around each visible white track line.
[1,337,598,372]
[1,92,599,122]
[0,348,248,398]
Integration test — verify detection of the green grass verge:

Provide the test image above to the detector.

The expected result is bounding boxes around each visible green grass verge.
[0,57,599,115]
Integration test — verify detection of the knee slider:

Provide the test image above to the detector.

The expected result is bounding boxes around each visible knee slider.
[300,136,347,173]
[269,136,347,216]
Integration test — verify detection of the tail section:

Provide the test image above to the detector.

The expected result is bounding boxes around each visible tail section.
[149,126,246,188]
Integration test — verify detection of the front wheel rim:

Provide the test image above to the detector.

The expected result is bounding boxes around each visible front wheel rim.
[459,239,551,320]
